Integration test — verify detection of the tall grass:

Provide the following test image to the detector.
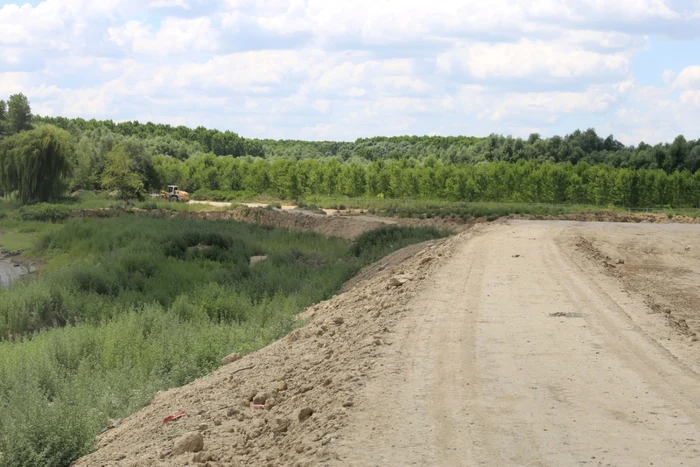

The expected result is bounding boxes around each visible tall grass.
[0,217,359,337]
[0,216,446,466]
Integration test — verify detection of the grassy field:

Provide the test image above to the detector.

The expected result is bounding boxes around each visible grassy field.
[0,193,235,252]
[0,212,446,467]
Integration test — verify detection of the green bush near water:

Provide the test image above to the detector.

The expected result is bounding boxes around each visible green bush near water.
[0,216,446,466]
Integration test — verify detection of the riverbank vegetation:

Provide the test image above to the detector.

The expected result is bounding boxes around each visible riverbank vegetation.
[0,213,445,466]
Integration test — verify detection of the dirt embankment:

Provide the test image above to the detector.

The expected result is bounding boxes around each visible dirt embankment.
[71,206,472,240]
[181,208,397,240]
[71,205,700,244]
[75,233,465,467]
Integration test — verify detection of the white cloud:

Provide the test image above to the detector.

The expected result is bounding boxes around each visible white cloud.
[680,90,700,106]
[662,69,676,85]
[488,88,617,121]
[226,0,688,44]
[673,65,700,89]
[148,0,190,9]
[311,99,331,113]
[171,49,323,92]
[309,59,426,98]
[3,0,700,143]
[108,17,218,55]
[438,40,629,82]
[558,29,646,50]
[577,0,680,21]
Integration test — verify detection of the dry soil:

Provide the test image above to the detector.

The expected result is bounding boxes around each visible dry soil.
[77,220,700,467]
[333,220,700,467]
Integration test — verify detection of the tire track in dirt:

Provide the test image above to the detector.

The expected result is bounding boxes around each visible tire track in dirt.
[333,221,700,467]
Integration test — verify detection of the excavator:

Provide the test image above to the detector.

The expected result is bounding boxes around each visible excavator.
[160,185,190,203]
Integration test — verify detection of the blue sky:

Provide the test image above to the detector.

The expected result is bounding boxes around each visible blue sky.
[2,0,700,144]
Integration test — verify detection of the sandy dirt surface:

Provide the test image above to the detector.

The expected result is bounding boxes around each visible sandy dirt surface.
[187,200,234,208]
[188,201,298,210]
[76,220,700,467]
[333,220,700,466]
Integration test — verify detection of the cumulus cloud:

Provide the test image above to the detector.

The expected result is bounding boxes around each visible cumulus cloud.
[108,17,219,55]
[148,0,190,9]
[3,0,700,143]
[672,65,700,89]
[487,87,618,121]
[437,40,629,82]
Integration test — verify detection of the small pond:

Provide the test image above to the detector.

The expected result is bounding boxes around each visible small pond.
[0,258,29,286]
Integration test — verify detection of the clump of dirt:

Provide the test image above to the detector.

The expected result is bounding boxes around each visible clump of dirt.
[75,230,466,467]
[574,237,624,276]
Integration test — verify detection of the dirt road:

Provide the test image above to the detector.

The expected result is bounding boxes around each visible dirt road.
[333,221,700,467]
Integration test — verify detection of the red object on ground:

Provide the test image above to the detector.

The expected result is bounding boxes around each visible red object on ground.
[162,411,186,424]
[250,404,265,409]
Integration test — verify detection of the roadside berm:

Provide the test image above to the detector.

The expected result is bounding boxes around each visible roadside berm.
[75,229,467,466]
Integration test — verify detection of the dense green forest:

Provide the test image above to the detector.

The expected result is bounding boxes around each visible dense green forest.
[159,157,700,208]
[33,114,700,172]
[1,93,699,207]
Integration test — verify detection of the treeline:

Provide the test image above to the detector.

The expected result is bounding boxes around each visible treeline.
[2,94,700,206]
[156,156,700,208]
[33,112,700,173]
[34,115,266,159]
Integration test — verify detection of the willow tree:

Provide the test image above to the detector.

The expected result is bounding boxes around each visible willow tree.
[0,125,72,203]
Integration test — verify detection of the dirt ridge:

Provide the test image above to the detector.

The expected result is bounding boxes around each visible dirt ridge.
[75,230,467,467]
[69,206,700,242]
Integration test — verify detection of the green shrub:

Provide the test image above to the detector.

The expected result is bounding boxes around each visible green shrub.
[18,204,71,222]
[0,383,99,467]
[0,210,6,220]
